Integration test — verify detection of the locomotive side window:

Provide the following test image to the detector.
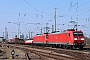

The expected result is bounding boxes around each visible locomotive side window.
[68,33,70,37]
[46,34,48,39]
[73,32,83,36]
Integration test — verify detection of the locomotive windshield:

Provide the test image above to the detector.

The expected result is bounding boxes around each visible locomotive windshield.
[73,32,83,36]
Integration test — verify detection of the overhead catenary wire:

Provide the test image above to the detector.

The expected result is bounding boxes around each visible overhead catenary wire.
[69,0,90,12]
[0,0,25,17]
[69,2,78,12]
[61,0,90,17]
[24,0,57,15]
[5,0,25,13]
[44,0,63,10]
[0,0,89,21]
[1,0,89,19]
[1,0,90,37]
[0,0,67,20]
[0,0,17,12]
[63,5,90,17]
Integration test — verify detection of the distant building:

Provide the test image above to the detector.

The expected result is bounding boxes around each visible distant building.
[0,37,4,43]
[19,34,24,39]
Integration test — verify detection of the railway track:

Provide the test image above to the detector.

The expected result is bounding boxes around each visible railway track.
[27,45,90,60]
[11,45,74,60]
[2,44,90,60]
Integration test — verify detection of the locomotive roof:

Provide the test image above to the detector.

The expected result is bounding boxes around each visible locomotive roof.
[50,29,83,34]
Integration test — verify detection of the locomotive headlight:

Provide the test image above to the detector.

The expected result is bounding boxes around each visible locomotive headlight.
[74,38,77,40]
[81,38,84,40]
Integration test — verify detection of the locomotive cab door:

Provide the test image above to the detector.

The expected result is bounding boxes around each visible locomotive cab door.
[65,33,72,49]
[45,34,48,44]
[67,33,72,45]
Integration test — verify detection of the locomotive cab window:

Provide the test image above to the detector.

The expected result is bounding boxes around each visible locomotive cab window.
[73,32,83,36]
[78,33,83,36]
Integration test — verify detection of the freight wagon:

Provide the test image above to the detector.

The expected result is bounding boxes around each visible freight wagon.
[8,38,24,44]
[24,39,33,45]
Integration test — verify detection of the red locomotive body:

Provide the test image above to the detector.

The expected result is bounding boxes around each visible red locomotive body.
[48,29,85,49]
[47,33,68,45]
[33,29,85,49]
[33,33,48,45]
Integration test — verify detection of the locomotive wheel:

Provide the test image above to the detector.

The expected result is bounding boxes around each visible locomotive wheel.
[65,45,69,49]
[62,45,66,49]
[71,46,76,50]
[51,45,54,48]
[79,46,83,50]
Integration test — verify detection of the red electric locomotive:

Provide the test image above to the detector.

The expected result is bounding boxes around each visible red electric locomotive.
[33,34,48,45]
[47,29,85,49]
[33,29,85,49]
